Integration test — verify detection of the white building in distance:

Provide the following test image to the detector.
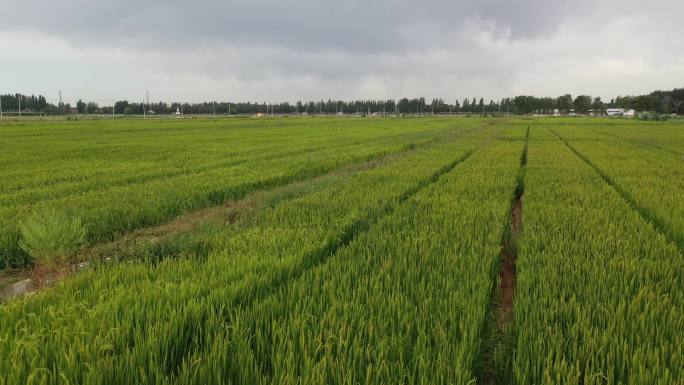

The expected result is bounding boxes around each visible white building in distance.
[606,108,635,117]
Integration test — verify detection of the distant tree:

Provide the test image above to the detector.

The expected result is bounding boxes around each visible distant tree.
[557,94,573,113]
[673,99,683,115]
[661,96,673,114]
[76,99,86,114]
[397,98,411,114]
[462,98,470,113]
[591,97,605,115]
[114,101,129,114]
[574,95,592,114]
[633,95,651,113]
[86,102,99,114]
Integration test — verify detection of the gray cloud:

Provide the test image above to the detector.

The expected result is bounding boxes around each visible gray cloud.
[1,0,682,102]
[2,0,617,51]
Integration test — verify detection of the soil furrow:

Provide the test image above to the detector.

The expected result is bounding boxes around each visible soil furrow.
[478,126,528,385]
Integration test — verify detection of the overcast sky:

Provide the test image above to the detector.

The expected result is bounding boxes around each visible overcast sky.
[1,0,683,104]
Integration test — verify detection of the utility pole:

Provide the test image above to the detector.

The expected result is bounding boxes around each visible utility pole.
[0,93,3,120]
[18,94,21,117]
[112,99,115,118]
[228,102,231,116]
[213,101,216,117]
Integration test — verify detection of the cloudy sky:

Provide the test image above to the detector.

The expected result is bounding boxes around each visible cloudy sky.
[1,0,683,104]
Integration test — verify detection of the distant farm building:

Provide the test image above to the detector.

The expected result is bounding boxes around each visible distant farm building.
[606,108,636,117]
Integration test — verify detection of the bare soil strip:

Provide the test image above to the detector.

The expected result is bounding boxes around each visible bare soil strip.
[479,126,528,385]
[499,194,523,321]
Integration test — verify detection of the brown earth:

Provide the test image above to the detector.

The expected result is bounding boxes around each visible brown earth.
[498,194,523,322]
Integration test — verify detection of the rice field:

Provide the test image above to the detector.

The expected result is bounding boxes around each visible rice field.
[0,116,682,384]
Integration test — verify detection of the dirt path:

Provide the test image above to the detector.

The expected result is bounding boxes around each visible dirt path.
[479,126,528,385]
[498,193,523,322]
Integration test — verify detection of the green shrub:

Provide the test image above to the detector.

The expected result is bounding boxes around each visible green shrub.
[18,209,87,266]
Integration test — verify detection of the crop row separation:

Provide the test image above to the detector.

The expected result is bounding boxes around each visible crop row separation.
[0,123,475,271]
[0,130,476,302]
[163,148,478,379]
[549,127,684,256]
[592,129,684,157]
[477,126,528,385]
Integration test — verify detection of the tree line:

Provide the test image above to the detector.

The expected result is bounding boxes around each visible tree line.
[1,88,682,116]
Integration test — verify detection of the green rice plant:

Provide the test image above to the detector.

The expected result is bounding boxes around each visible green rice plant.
[176,136,525,385]
[514,128,684,385]
[0,122,496,384]
[18,209,86,265]
[552,124,684,253]
[0,117,486,269]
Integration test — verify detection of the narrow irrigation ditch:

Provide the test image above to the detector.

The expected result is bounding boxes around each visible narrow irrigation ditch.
[549,128,684,256]
[478,126,528,385]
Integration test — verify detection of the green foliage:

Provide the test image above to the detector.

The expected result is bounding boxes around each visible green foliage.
[0,118,683,384]
[0,120,495,384]
[638,113,670,121]
[514,128,684,385]
[18,209,86,265]
[0,117,480,269]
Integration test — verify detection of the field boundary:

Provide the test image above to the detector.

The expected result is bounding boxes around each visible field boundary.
[549,128,684,256]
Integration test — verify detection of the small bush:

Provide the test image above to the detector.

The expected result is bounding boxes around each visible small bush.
[18,209,87,266]
[638,113,670,121]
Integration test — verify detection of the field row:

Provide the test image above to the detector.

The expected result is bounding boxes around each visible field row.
[551,124,684,252]
[0,118,683,384]
[515,128,684,384]
[0,118,483,269]
[0,121,498,384]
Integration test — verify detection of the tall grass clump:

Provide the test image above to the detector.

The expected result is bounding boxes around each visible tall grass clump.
[18,209,87,266]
